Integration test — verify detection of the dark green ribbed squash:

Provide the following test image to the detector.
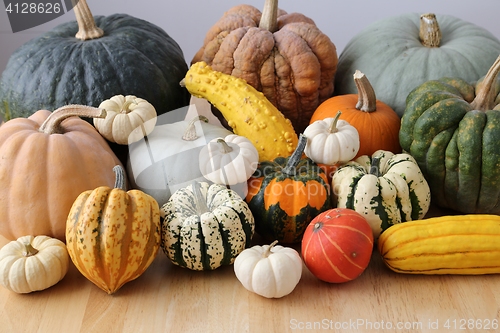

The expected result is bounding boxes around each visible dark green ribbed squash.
[245,135,332,244]
[400,55,500,214]
[0,0,189,122]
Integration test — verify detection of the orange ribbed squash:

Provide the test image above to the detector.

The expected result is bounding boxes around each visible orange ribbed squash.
[0,105,122,242]
[66,165,160,294]
[310,70,401,159]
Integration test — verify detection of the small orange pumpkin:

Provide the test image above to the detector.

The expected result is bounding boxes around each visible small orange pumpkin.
[310,70,401,158]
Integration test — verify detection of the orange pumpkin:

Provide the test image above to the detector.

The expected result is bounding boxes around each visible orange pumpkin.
[301,208,374,283]
[0,105,122,241]
[310,70,401,158]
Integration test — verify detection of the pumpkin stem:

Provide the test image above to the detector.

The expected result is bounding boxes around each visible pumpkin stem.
[259,0,279,33]
[73,0,104,40]
[23,242,39,257]
[182,116,210,141]
[192,181,210,215]
[419,13,441,48]
[39,104,106,135]
[328,111,342,134]
[263,240,279,258]
[113,165,127,191]
[217,138,234,154]
[354,70,377,112]
[369,157,381,177]
[120,99,137,114]
[470,55,500,111]
[283,134,307,175]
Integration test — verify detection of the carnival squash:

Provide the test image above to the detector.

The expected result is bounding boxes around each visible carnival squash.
[191,0,337,133]
[246,135,331,243]
[302,208,374,283]
[160,181,255,271]
[334,13,500,116]
[400,55,500,214]
[0,0,189,122]
[310,70,401,158]
[0,105,121,241]
[66,165,160,294]
[331,150,431,240]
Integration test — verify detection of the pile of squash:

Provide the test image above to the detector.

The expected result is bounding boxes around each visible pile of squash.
[1,0,500,298]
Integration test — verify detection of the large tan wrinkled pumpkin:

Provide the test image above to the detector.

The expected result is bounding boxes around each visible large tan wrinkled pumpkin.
[0,105,122,241]
[192,0,338,134]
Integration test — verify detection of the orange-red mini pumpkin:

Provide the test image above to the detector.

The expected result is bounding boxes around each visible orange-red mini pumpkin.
[310,70,401,158]
[301,208,374,283]
[192,0,338,134]
[0,105,122,241]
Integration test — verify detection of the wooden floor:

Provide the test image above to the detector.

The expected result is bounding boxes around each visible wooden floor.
[1,222,499,333]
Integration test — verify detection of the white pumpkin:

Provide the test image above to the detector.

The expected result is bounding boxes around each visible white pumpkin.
[0,235,69,293]
[234,241,302,298]
[303,111,360,165]
[94,94,157,144]
[199,134,259,186]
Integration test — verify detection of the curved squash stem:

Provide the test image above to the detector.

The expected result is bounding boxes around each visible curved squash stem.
[120,99,137,114]
[192,181,210,215]
[39,105,106,135]
[369,157,381,177]
[217,138,233,153]
[259,0,279,33]
[328,111,342,133]
[74,0,104,40]
[283,134,307,175]
[419,13,442,48]
[470,55,500,111]
[354,70,377,112]
[23,243,39,257]
[182,116,210,141]
[263,240,279,258]
[113,165,127,191]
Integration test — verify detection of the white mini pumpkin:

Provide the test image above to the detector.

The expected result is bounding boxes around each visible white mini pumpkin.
[0,235,69,293]
[303,111,360,165]
[94,94,157,144]
[199,134,259,186]
[234,240,302,298]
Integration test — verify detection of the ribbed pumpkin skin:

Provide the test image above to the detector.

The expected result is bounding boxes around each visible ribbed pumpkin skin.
[0,14,189,121]
[301,208,374,283]
[334,13,500,116]
[160,182,255,271]
[400,76,500,214]
[246,157,331,244]
[66,187,160,294]
[378,215,500,275]
[0,110,121,241]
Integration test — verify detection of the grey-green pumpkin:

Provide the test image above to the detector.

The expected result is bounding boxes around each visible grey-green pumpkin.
[334,13,500,117]
[0,0,190,122]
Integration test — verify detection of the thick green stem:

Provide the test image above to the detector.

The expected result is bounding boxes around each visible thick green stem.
[369,157,381,177]
[419,13,441,48]
[283,134,307,175]
[354,70,377,112]
[470,55,500,111]
[259,0,279,33]
[73,0,104,40]
[328,111,342,133]
[23,243,39,257]
[39,105,106,134]
[182,116,210,141]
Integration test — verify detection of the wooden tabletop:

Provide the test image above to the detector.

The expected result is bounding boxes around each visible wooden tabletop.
[1,215,499,333]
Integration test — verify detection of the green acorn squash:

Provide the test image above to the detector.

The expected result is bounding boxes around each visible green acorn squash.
[334,13,500,117]
[245,135,332,244]
[400,55,500,214]
[0,0,189,122]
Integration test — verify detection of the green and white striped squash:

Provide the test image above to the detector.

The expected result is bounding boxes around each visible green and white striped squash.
[160,181,255,271]
[331,150,431,240]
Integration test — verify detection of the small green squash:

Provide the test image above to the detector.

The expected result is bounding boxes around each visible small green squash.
[245,135,332,243]
[400,55,500,214]
[0,0,189,122]
[334,13,500,117]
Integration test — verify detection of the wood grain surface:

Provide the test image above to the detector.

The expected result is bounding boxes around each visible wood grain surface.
[1,210,499,333]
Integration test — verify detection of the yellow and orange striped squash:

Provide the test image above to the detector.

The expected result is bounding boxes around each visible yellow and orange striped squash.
[378,214,500,275]
[66,165,161,294]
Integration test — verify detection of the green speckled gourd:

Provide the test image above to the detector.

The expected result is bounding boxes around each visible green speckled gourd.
[335,13,500,117]
[0,0,189,122]
[400,55,500,214]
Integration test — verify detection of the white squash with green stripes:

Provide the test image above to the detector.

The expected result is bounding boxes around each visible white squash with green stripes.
[160,181,255,270]
[331,150,431,240]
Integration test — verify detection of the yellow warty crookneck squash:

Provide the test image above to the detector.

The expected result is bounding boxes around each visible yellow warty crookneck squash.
[378,214,500,275]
